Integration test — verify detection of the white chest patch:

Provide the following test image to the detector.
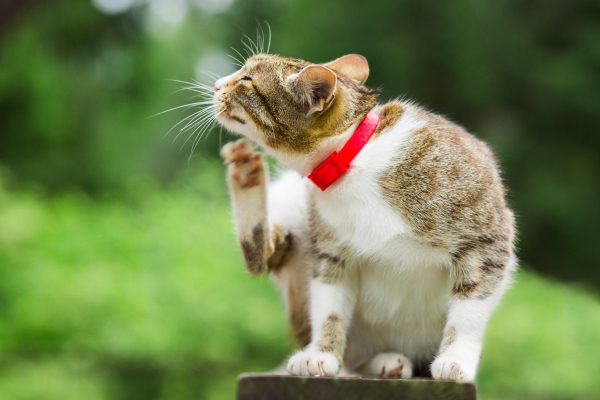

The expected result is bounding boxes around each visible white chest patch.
[312,109,424,256]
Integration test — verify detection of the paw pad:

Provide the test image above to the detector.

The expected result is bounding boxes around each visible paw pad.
[221,140,265,189]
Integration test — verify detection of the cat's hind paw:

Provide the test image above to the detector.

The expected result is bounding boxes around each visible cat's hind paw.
[362,352,413,379]
[287,349,341,377]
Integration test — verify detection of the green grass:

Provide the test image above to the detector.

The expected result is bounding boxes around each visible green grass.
[0,163,598,400]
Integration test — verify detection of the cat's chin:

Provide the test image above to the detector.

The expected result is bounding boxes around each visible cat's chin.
[215,114,251,137]
[216,118,265,150]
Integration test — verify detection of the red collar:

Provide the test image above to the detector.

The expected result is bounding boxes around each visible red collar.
[308,110,380,191]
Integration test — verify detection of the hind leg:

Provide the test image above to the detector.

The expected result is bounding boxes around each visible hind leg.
[266,170,313,347]
[359,353,413,379]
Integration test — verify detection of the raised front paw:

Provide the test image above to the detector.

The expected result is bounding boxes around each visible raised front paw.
[363,352,413,379]
[287,349,341,377]
[221,139,265,189]
[431,354,475,382]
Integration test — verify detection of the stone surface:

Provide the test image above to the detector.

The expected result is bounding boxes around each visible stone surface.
[237,373,477,400]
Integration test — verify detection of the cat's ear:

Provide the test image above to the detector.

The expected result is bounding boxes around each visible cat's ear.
[324,54,369,85]
[289,65,337,116]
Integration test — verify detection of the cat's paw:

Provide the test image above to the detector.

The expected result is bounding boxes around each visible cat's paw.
[363,352,413,379]
[431,354,475,382]
[287,349,341,377]
[221,139,265,189]
[221,138,253,163]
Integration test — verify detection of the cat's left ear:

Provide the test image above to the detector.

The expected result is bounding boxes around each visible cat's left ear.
[289,65,337,116]
[324,54,369,85]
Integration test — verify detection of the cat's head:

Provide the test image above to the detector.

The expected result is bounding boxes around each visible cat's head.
[213,54,378,154]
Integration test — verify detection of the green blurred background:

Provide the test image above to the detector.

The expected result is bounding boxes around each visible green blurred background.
[0,0,598,399]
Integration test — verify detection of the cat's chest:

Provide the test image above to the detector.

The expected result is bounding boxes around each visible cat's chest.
[309,107,431,257]
[313,178,410,255]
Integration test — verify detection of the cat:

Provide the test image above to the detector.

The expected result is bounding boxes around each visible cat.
[214,52,516,382]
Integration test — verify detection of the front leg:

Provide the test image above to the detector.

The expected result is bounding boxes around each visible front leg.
[221,139,291,274]
[287,256,356,377]
[432,243,516,382]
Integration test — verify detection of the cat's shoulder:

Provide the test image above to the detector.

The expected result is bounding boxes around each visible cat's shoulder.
[373,99,499,174]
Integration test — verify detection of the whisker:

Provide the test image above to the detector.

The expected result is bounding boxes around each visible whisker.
[197,70,220,79]
[184,110,223,160]
[169,85,213,98]
[254,29,261,54]
[178,107,216,136]
[173,90,214,102]
[230,46,247,65]
[168,104,215,142]
[151,101,209,117]
[189,115,222,161]
[178,114,215,150]
[227,53,243,67]
[257,25,264,54]
[169,79,214,93]
[172,86,210,96]
[169,78,203,87]
[218,124,224,149]
[187,86,213,95]
[240,38,250,57]
[176,83,212,93]
[159,76,226,161]
[265,21,272,53]
[163,109,203,140]
[190,79,215,91]
[178,105,216,130]
[183,107,217,136]
[189,122,212,157]
[244,33,255,55]
[180,88,212,98]
[164,98,213,136]
[241,35,257,57]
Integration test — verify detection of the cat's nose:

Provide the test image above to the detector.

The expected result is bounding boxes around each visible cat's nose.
[214,77,226,92]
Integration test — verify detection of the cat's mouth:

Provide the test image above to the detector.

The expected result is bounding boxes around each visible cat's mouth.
[215,105,246,128]
[214,95,248,132]
[227,114,246,125]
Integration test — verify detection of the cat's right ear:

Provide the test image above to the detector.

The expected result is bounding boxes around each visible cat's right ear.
[325,54,369,85]
[288,65,337,116]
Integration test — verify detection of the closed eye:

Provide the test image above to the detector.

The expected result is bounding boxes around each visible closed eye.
[240,76,252,81]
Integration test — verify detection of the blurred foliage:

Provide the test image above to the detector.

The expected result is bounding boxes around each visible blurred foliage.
[0,166,598,400]
[0,0,599,399]
[0,163,293,400]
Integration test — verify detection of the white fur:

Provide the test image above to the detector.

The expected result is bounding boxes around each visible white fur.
[432,255,516,380]
[230,182,266,239]
[266,170,312,316]
[267,170,308,234]
[287,279,356,377]
[362,352,413,378]
[311,107,426,255]
[287,348,340,376]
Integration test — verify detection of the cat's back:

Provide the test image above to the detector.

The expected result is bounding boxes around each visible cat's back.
[375,100,514,248]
